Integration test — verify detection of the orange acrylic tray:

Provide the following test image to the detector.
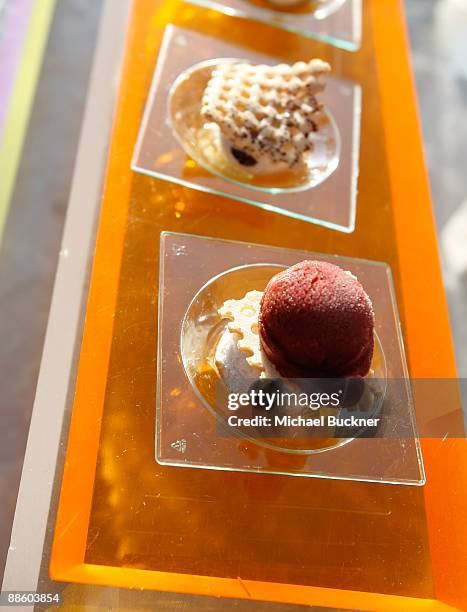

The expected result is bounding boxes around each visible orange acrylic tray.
[50,0,467,610]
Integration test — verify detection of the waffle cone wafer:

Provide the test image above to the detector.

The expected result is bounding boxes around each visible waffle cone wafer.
[201,59,331,175]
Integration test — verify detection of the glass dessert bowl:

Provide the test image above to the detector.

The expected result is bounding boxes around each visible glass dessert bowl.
[168,57,340,193]
[181,263,387,455]
[246,0,347,19]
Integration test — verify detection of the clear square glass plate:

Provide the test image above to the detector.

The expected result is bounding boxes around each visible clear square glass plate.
[132,25,362,233]
[184,0,362,51]
[156,232,425,485]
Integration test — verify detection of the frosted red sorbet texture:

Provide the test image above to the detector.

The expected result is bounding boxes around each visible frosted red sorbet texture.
[259,260,375,378]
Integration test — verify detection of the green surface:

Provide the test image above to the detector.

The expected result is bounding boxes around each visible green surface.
[0,0,56,242]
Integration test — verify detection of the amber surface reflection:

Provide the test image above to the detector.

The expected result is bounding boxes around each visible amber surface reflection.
[246,0,341,16]
[82,0,433,598]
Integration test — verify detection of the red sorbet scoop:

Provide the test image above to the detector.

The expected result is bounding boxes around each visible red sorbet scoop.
[259,260,375,378]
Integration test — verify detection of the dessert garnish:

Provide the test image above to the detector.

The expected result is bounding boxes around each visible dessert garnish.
[201,59,330,176]
[219,290,264,370]
[215,291,279,393]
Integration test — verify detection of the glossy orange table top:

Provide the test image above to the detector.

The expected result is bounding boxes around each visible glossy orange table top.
[50,0,467,610]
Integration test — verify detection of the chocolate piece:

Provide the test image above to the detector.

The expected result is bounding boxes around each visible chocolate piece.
[231,147,258,167]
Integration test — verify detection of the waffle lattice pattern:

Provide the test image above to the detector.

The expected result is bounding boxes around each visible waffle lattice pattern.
[201,59,330,168]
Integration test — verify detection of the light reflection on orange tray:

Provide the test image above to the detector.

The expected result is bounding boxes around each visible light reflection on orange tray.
[50,0,467,609]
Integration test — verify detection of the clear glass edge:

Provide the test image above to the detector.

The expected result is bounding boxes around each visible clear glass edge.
[183,0,362,51]
[131,24,360,234]
[384,264,426,485]
[155,231,426,486]
[132,164,356,232]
